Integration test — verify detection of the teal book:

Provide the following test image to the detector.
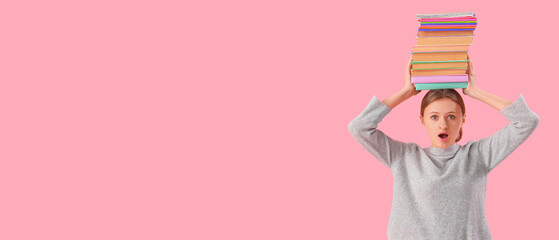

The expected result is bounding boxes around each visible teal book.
[415,82,467,90]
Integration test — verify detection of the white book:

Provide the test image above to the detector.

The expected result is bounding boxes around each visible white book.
[416,12,475,19]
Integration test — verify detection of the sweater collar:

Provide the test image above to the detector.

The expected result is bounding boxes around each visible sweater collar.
[424,143,460,157]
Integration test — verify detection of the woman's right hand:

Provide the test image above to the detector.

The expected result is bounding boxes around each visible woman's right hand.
[381,57,421,109]
[404,56,421,96]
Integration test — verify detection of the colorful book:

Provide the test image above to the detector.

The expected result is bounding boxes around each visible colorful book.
[417,12,475,19]
[420,21,477,24]
[417,36,474,45]
[412,12,476,90]
[419,27,477,31]
[419,28,477,31]
[411,75,468,83]
[411,51,468,61]
[418,31,474,37]
[420,17,477,22]
[412,60,468,70]
[415,82,468,90]
[412,45,469,52]
[421,23,477,26]
[411,69,467,76]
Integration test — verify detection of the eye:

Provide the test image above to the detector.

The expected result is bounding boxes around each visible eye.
[448,115,455,120]
[430,115,438,120]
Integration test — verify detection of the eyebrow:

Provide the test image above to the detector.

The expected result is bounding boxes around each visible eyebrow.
[429,111,456,114]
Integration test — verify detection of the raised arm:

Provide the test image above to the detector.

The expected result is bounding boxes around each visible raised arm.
[348,57,421,167]
[462,57,513,110]
[464,58,540,172]
[382,56,422,109]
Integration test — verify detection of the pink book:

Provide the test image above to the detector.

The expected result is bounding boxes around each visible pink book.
[420,17,477,22]
[411,75,468,83]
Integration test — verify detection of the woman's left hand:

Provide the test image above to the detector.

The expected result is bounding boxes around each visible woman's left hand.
[463,56,478,97]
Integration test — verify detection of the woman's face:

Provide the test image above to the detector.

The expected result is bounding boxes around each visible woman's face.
[420,97,465,148]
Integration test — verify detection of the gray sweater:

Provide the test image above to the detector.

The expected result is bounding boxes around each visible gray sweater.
[348,94,539,240]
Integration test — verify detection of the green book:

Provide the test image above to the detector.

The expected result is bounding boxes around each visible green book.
[415,82,468,90]
[411,67,468,70]
[411,60,469,63]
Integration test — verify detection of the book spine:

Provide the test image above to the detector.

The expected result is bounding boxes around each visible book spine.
[421,22,477,25]
[412,67,468,71]
[417,12,475,19]
[411,58,468,60]
[411,46,470,52]
[411,75,469,83]
[420,17,477,22]
[420,21,477,24]
[416,35,475,38]
[420,26,476,28]
[411,60,469,63]
[419,29,477,31]
[415,82,468,90]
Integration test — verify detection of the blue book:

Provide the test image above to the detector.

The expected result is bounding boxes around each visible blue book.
[415,82,468,90]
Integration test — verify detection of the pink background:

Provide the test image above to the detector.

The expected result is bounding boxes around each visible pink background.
[2,0,558,239]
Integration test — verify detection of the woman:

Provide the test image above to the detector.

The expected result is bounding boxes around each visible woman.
[348,57,539,239]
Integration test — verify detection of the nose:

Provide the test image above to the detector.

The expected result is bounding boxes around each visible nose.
[439,119,448,129]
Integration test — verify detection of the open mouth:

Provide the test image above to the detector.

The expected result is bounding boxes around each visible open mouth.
[438,133,449,141]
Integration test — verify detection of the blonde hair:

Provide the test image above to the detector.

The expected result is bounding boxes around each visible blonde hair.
[420,89,466,142]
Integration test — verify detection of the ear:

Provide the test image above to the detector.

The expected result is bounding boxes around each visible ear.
[420,115,425,125]
[462,114,466,124]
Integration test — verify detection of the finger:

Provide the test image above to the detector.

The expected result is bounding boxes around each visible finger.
[467,59,473,74]
[406,62,412,74]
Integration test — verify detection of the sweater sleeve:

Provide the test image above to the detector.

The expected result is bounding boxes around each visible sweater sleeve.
[348,95,410,168]
[472,94,540,172]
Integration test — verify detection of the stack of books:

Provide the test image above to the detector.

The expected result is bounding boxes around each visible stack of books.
[411,12,477,90]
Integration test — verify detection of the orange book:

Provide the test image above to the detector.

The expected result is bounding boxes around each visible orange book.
[412,61,468,70]
[411,51,468,61]
[417,36,474,46]
[418,30,474,37]
[411,69,467,76]
[412,45,469,52]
